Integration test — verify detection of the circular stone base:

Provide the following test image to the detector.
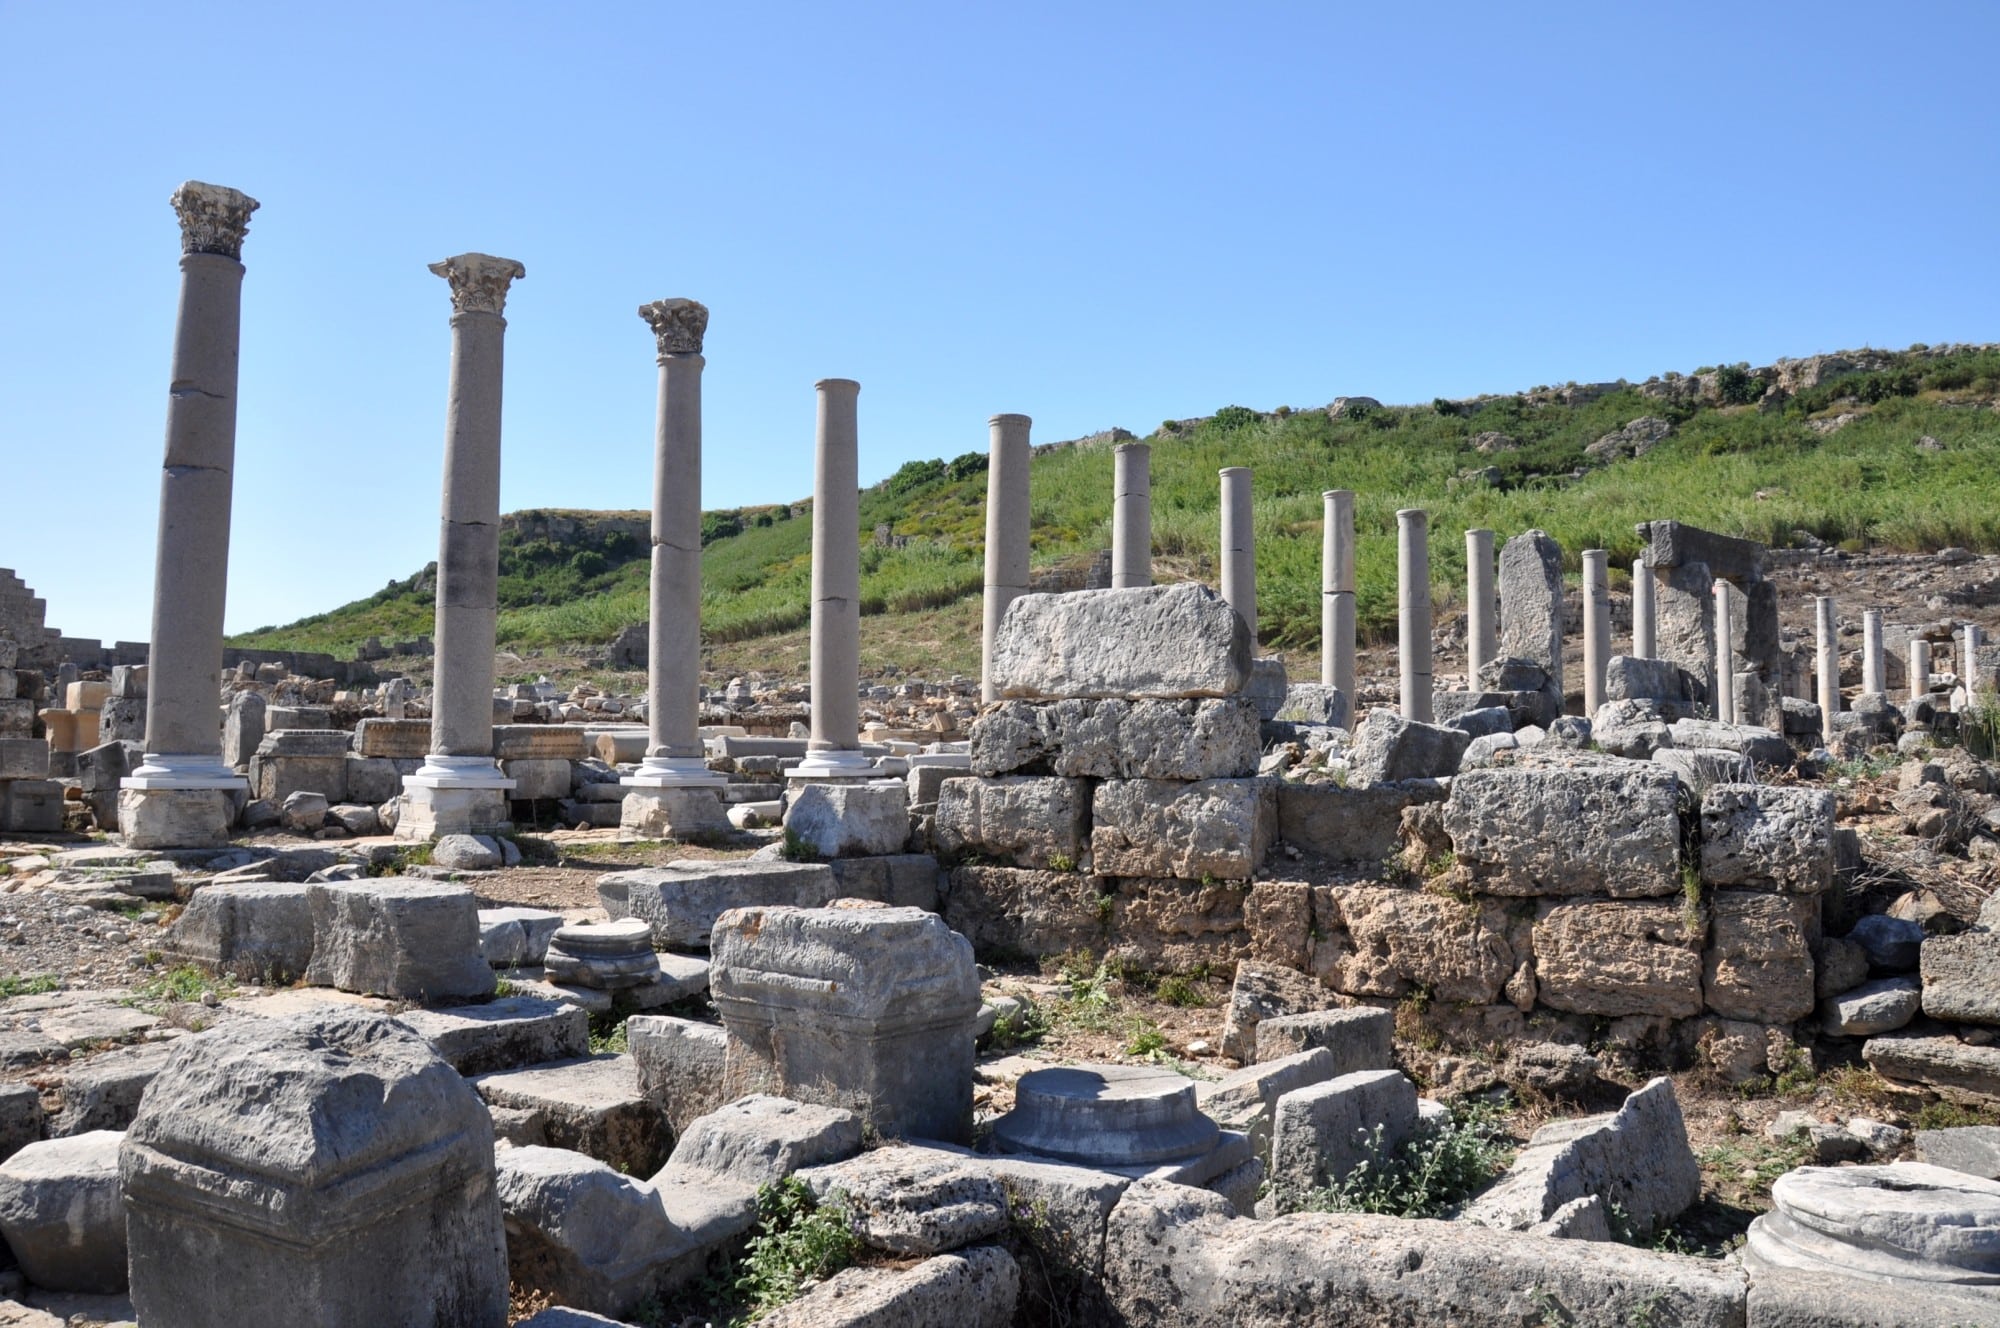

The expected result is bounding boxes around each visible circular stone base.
[990,1064,1219,1167]
[542,919,659,990]
[1745,1162,2000,1285]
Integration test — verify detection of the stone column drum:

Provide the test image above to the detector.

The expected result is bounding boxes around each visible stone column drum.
[1112,442,1152,590]
[1397,508,1433,722]
[399,254,525,840]
[1322,490,1355,717]
[1713,581,1737,725]
[1911,640,1932,705]
[1631,556,1656,658]
[1862,609,1885,695]
[980,414,1032,704]
[121,182,260,851]
[1815,595,1840,743]
[1220,467,1255,642]
[1466,529,1498,684]
[621,299,727,838]
[1582,548,1610,716]
[791,380,873,779]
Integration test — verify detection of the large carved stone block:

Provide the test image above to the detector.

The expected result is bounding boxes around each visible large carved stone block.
[987,583,1252,701]
[1092,778,1276,881]
[1533,900,1703,1018]
[1445,765,1683,898]
[933,775,1090,870]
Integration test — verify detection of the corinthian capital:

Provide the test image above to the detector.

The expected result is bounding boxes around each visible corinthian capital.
[639,298,708,357]
[429,253,526,316]
[171,181,259,260]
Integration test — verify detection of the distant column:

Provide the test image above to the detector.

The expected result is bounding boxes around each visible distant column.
[120,182,259,849]
[792,379,873,778]
[1862,609,1885,695]
[1219,467,1255,642]
[1967,623,1986,669]
[400,253,526,838]
[1713,582,1737,725]
[1631,557,1657,659]
[1397,508,1433,722]
[1111,442,1151,589]
[1322,490,1355,719]
[1815,595,1840,744]
[981,414,1033,704]
[1911,640,1933,705]
[1466,529,1498,685]
[1583,549,1610,716]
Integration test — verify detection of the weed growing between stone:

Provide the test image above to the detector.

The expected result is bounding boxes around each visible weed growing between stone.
[638,1178,858,1325]
[1290,1102,1514,1219]
[0,974,60,999]
[123,964,233,1012]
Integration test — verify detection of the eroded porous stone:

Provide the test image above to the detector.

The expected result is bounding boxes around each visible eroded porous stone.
[601,859,838,950]
[988,583,1253,700]
[1702,891,1818,1024]
[795,1145,1010,1255]
[1700,784,1836,894]
[939,866,1109,963]
[1313,885,1521,1005]
[305,879,495,1001]
[1922,933,2000,1026]
[783,781,910,859]
[993,1065,1220,1167]
[760,1244,1019,1328]
[0,1130,127,1293]
[1276,780,1448,867]
[473,1055,671,1176]
[1445,765,1683,897]
[712,903,980,1142]
[1534,901,1703,1018]
[1219,960,1339,1064]
[628,1015,730,1133]
[970,697,1261,780]
[1091,778,1275,880]
[654,1094,863,1189]
[162,880,315,982]
[1345,710,1471,785]
[120,1010,508,1327]
[932,775,1090,869]
[1744,1163,2000,1287]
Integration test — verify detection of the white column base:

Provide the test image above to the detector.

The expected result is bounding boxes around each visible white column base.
[121,753,248,792]
[404,754,517,791]
[621,756,727,789]
[786,748,879,781]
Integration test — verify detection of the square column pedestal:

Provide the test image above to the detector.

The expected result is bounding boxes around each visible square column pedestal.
[397,756,513,842]
[620,757,728,840]
[119,754,245,850]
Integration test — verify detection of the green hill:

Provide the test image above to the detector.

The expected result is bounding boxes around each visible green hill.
[231,343,2000,668]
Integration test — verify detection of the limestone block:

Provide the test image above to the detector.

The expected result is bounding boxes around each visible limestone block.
[1823,976,1921,1037]
[1654,560,1718,703]
[342,754,407,805]
[783,780,909,859]
[1254,1008,1395,1076]
[118,786,233,849]
[601,860,838,950]
[1274,684,1350,729]
[161,880,314,981]
[395,995,589,1075]
[826,854,941,911]
[1313,885,1521,1005]
[1534,900,1704,1018]
[395,783,511,840]
[933,775,1089,869]
[760,1245,1019,1328]
[120,1011,508,1328]
[0,1131,127,1293]
[504,757,573,801]
[50,1041,175,1136]
[1922,933,2000,1025]
[970,697,1261,781]
[1652,746,1753,793]
[1865,1034,2000,1101]
[0,778,63,834]
[1917,1126,2000,1180]
[0,698,33,737]
[1700,784,1835,895]
[1276,780,1447,866]
[0,739,47,780]
[1218,961,1338,1064]
[628,1016,729,1133]
[655,1094,862,1189]
[353,716,431,758]
[939,866,1108,962]
[305,879,496,1001]
[493,724,588,761]
[1091,778,1275,881]
[1744,1162,2000,1289]
[712,904,981,1142]
[618,785,727,839]
[1196,1049,1337,1153]
[1444,765,1683,898]
[1603,655,1688,704]
[1499,529,1564,684]
[1668,718,1790,767]
[1346,710,1471,785]
[0,1083,43,1163]
[988,583,1253,701]
[1461,1078,1700,1238]
[478,906,564,967]
[1703,891,1818,1024]
[795,1145,1009,1255]
[251,729,353,803]
[1108,878,1253,975]
[1265,1070,1418,1203]
[473,1055,672,1176]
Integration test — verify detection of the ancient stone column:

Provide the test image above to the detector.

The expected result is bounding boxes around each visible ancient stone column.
[1466,529,1498,684]
[1397,509,1433,722]
[1111,442,1152,590]
[1815,595,1840,744]
[1713,582,1737,725]
[1220,467,1255,642]
[1321,491,1356,711]
[981,414,1032,704]
[1967,623,1986,666]
[791,380,873,778]
[1631,557,1657,659]
[399,253,525,840]
[120,183,260,851]
[1911,639,1933,704]
[1582,549,1610,717]
[621,300,727,837]
[1862,609,1885,695]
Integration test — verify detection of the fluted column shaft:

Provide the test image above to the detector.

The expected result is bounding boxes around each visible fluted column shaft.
[1220,468,1255,642]
[982,414,1033,703]
[1398,508,1433,722]
[1112,443,1151,589]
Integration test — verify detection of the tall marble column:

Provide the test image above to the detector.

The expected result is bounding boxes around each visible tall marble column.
[399,253,525,840]
[1220,467,1255,642]
[1713,582,1737,725]
[981,414,1032,704]
[1582,549,1610,716]
[791,380,873,778]
[1911,640,1933,705]
[1815,595,1840,744]
[1398,508,1433,722]
[1322,491,1356,722]
[621,300,727,835]
[1631,558,1657,659]
[1466,529,1498,684]
[1862,609,1885,695]
[1111,442,1151,589]
[121,182,259,850]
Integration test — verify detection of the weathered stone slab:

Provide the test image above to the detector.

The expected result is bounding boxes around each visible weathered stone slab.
[1276,780,1447,867]
[1265,1070,1418,1204]
[783,781,909,859]
[493,724,588,761]
[654,1094,862,1189]
[1668,718,1790,767]
[1091,778,1275,880]
[602,860,839,950]
[1534,900,1704,1018]
[1701,784,1835,894]
[1918,1126,2000,1181]
[1196,1049,1337,1154]
[1823,976,1921,1037]
[628,1015,729,1134]
[760,1244,1019,1328]
[1703,891,1818,1024]
[1109,878,1253,975]
[988,583,1253,701]
[1922,933,2000,1025]
[794,1145,1009,1255]
[1604,655,1688,704]
[1218,961,1337,1064]
[473,1054,671,1176]
[478,905,565,967]
[1445,765,1683,898]
[1865,1034,2000,1101]
[305,879,495,1001]
[825,854,940,912]
[1346,710,1471,785]
[1640,519,1765,580]
[395,995,589,1075]
[938,866,1107,963]
[933,776,1090,870]
[352,717,431,759]
[50,1041,175,1136]
[1314,885,1521,1005]
[1499,530,1564,692]
[1253,1007,1394,1075]
[0,1130,127,1293]
[162,880,316,983]
[1747,1264,2000,1327]
[971,696,1262,781]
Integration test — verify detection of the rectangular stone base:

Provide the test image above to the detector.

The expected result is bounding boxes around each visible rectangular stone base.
[620,787,728,840]
[504,757,574,802]
[396,784,511,841]
[118,787,233,849]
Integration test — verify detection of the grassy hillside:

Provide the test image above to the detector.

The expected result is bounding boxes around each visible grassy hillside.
[232,344,2000,664]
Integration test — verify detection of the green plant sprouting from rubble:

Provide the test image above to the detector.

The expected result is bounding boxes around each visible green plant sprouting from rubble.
[0,974,60,1000]
[1282,1101,1514,1220]
[124,964,233,1011]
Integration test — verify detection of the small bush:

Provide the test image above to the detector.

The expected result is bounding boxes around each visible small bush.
[735,1178,859,1314]
[0,974,60,1000]
[1210,405,1262,432]
[1289,1103,1513,1219]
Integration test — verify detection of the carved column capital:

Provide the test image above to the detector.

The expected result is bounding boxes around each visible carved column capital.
[639,298,708,358]
[171,181,259,260]
[430,253,526,315]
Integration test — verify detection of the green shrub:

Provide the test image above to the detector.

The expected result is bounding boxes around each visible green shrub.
[734,1179,859,1315]
[1287,1103,1513,1219]
[1210,405,1262,431]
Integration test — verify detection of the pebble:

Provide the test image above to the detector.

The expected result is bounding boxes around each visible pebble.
[103,930,129,945]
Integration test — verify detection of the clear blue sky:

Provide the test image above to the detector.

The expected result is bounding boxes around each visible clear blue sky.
[4,2,1996,644]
